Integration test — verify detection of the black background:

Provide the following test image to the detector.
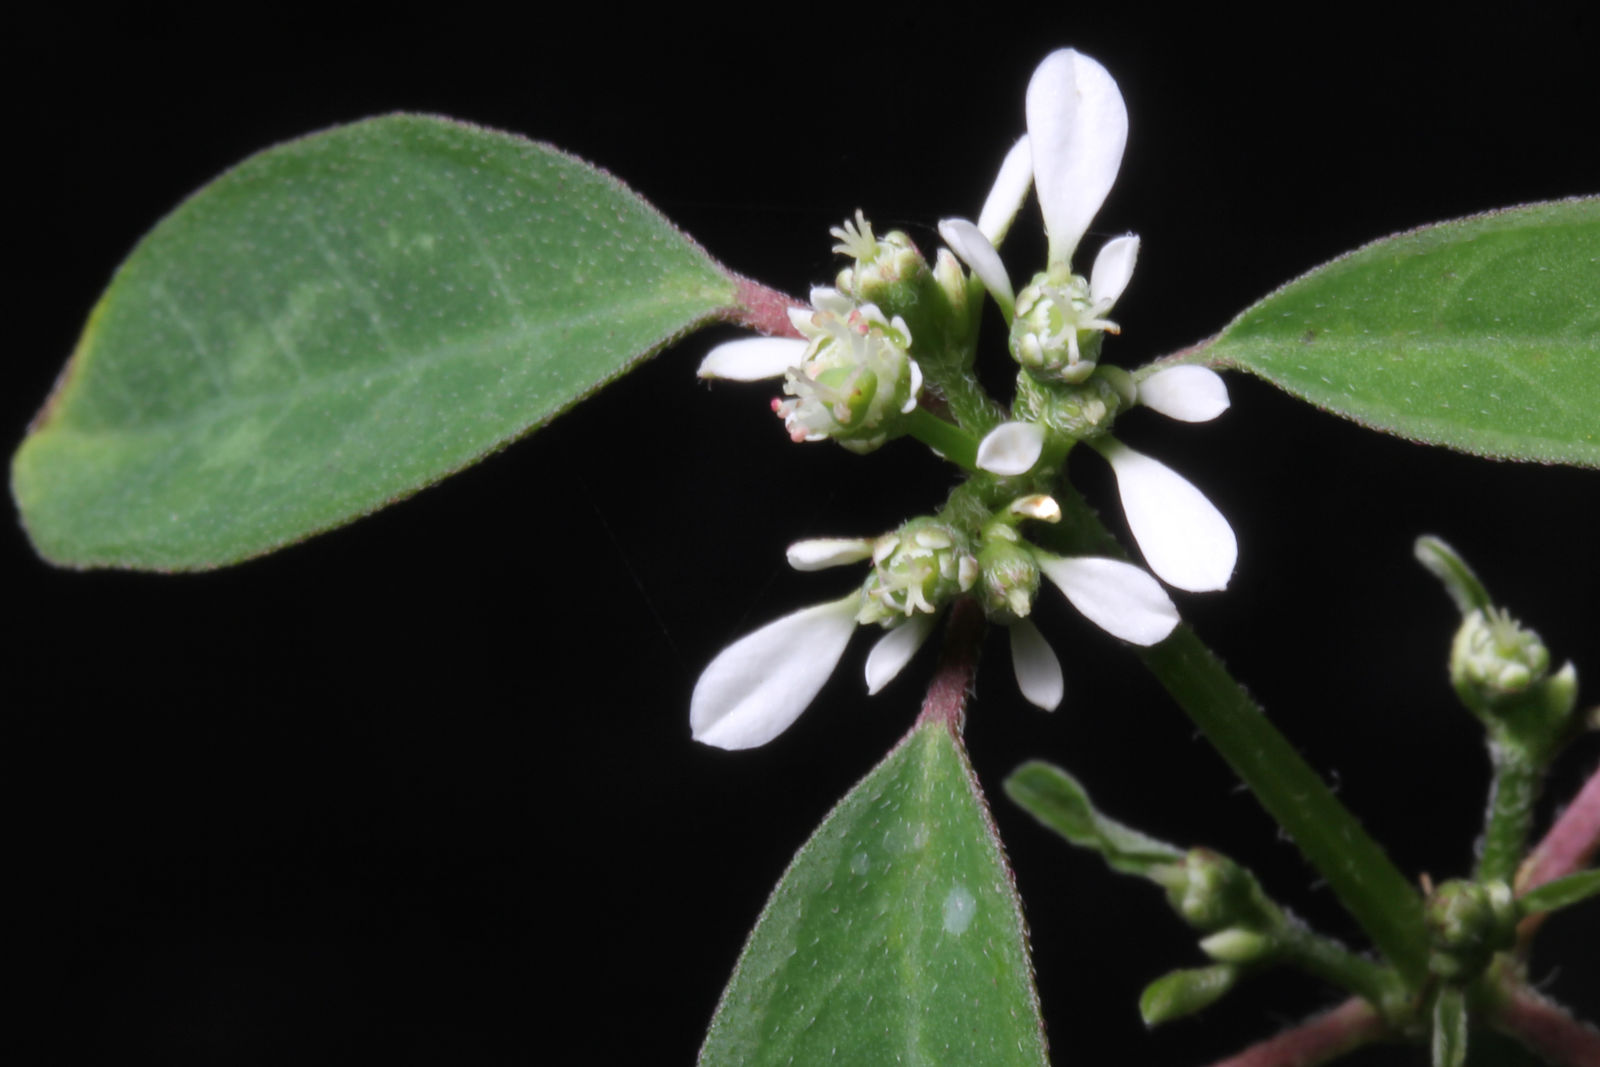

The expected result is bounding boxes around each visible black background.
[12,6,1599,1065]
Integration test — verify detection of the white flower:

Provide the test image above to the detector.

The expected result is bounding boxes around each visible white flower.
[691,535,947,750]
[974,366,1238,593]
[698,286,922,454]
[936,48,1136,371]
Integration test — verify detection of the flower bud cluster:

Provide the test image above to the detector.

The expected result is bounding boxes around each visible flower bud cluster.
[1425,879,1517,981]
[1154,849,1276,934]
[777,291,922,454]
[857,519,978,626]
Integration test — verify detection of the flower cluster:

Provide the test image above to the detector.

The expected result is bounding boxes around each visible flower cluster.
[690,48,1240,750]
[690,503,1182,750]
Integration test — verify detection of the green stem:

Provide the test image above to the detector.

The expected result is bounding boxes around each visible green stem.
[1478,740,1541,885]
[934,372,1008,438]
[904,408,980,472]
[1043,488,1431,985]
[1278,923,1407,1015]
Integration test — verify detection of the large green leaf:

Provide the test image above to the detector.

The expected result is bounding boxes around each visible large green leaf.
[699,720,1049,1066]
[14,115,746,569]
[1187,197,1599,467]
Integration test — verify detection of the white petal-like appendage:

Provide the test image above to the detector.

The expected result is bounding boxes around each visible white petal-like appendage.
[938,218,1015,314]
[786,538,874,572]
[691,595,859,750]
[1026,49,1128,269]
[975,421,1047,476]
[1137,366,1231,423]
[1098,440,1237,592]
[809,287,853,316]
[1089,234,1139,308]
[977,136,1034,246]
[864,613,937,695]
[1037,555,1180,646]
[1009,619,1064,710]
[698,337,806,381]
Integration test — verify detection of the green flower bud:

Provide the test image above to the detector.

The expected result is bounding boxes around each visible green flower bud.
[977,527,1042,623]
[857,519,977,626]
[1452,607,1550,699]
[1199,926,1275,964]
[1012,367,1128,440]
[1426,879,1517,980]
[1154,849,1273,933]
[831,211,958,358]
[1010,270,1120,384]
[1139,964,1240,1026]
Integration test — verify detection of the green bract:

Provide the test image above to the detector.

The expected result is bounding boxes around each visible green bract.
[13,115,745,570]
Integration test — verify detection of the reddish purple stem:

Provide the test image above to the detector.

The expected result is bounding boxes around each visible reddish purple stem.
[722,277,806,339]
[1518,762,1600,896]
[1204,998,1387,1067]
[1493,985,1600,1067]
[915,599,986,734]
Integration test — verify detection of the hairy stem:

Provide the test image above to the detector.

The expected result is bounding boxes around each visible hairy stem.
[1204,997,1388,1067]
[1489,983,1600,1067]
[1278,924,1407,1016]
[936,372,1009,438]
[915,598,986,733]
[1140,629,1430,983]
[1516,762,1600,948]
[723,277,806,337]
[1039,487,1430,984]
[1518,762,1600,895]
[1479,740,1542,885]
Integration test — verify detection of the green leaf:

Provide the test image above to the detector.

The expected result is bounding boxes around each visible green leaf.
[1517,869,1600,916]
[1191,198,1600,468]
[1004,760,1183,877]
[699,721,1048,1067]
[14,115,746,570]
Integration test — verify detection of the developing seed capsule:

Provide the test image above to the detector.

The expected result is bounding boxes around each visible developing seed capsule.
[1012,367,1133,440]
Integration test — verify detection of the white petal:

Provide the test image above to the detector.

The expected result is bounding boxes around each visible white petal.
[1037,555,1180,646]
[1089,234,1139,308]
[938,218,1015,314]
[1137,366,1231,422]
[977,135,1034,246]
[1026,49,1128,269]
[1009,619,1064,710]
[864,613,937,695]
[1097,440,1237,592]
[698,337,806,381]
[786,538,874,571]
[690,596,859,750]
[975,421,1046,476]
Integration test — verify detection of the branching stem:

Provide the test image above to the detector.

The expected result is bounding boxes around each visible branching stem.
[1203,997,1388,1067]
[1489,982,1600,1067]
